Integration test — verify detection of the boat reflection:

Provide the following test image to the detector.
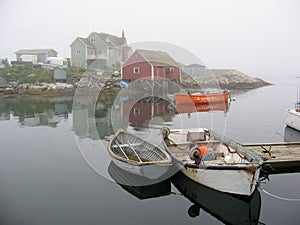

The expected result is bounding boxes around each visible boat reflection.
[171,171,262,225]
[175,101,230,113]
[108,161,172,200]
[284,126,300,142]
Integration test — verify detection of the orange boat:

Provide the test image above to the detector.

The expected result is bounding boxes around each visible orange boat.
[176,102,229,113]
[175,91,230,105]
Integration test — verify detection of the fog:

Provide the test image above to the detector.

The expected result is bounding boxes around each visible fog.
[1,0,300,79]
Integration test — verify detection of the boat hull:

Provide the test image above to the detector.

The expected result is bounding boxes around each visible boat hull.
[176,101,229,113]
[178,163,260,196]
[175,92,229,104]
[111,158,170,180]
[285,109,300,131]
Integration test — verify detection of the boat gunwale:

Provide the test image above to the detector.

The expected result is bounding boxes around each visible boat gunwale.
[182,162,261,170]
[286,108,300,117]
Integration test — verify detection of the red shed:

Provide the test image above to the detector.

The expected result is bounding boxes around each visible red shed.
[121,49,180,81]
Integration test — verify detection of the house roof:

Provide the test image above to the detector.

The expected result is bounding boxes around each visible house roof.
[14,49,57,55]
[69,37,94,48]
[137,49,179,67]
[94,32,126,47]
[78,37,94,47]
[186,63,205,68]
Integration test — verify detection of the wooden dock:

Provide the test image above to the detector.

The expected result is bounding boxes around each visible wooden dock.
[243,142,300,175]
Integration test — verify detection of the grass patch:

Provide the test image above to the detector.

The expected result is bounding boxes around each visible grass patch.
[0,65,54,84]
[0,66,87,84]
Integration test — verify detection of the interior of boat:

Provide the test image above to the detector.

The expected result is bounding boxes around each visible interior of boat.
[110,131,169,163]
[162,128,251,165]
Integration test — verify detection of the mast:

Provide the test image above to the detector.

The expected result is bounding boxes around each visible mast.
[296,77,300,111]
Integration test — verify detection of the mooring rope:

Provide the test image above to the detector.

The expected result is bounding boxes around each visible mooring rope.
[259,187,300,202]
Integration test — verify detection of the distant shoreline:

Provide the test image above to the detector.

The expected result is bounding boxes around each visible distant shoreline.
[0,78,271,99]
[0,66,272,98]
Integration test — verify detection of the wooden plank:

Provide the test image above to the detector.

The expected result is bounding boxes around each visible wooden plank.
[243,142,300,175]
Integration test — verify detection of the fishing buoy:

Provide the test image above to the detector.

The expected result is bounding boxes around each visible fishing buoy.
[199,146,208,155]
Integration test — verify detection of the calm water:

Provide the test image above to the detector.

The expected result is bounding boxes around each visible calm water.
[1,77,300,225]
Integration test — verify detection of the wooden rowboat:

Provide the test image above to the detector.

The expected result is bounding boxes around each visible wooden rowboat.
[108,129,172,180]
[175,91,230,105]
[161,127,263,196]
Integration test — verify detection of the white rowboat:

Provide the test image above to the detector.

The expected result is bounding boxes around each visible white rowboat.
[108,129,172,181]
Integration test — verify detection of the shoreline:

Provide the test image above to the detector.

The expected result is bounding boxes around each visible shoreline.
[0,74,272,99]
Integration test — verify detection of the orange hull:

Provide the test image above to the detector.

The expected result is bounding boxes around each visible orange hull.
[175,92,229,105]
[176,102,229,113]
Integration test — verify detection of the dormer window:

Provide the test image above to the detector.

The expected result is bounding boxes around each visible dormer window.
[91,37,96,43]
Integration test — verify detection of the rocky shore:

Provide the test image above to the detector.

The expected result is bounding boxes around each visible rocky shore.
[0,82,75,96]
[181,69,271,89]
[0,70,271,97]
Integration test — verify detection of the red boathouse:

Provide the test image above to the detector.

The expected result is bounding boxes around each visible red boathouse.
[121,49,180,81]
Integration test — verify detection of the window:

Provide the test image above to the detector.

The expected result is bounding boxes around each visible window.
[76,49,81,55]
[91,37,96,43]
[166,67,174,74]
[133,67,140,74]
[98,50,102,54]
[133,108,140,116]
[90,50,95,55]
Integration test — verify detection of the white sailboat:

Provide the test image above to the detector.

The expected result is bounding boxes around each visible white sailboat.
[285,81,300,131]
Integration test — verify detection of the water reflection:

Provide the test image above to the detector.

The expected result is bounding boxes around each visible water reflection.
[108,160,262,225]
[172,172,262,225]
[122,96,175,128]
[93,94,230,140]
[176,101,230,114]
[0,96,72,127]
[108,161,172,199]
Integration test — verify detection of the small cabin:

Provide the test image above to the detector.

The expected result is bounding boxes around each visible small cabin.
[54,68,67,82]
[121,49,180,82]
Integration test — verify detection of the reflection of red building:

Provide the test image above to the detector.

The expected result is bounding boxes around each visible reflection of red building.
[122,99,172,128]
[121,49,180,81]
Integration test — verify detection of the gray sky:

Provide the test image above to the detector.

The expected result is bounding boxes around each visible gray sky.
[1,0,300,79]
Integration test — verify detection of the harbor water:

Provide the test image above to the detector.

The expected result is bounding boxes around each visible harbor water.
[0,76,300,225]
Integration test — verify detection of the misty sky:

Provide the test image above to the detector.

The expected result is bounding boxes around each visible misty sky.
[1,0,300,79]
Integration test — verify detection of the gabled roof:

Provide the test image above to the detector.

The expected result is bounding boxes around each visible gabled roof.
[137,49,179,67]
[94,32,126,47]
[70,37,94,48]
[14,49,57,55]
[186,63,205,68]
